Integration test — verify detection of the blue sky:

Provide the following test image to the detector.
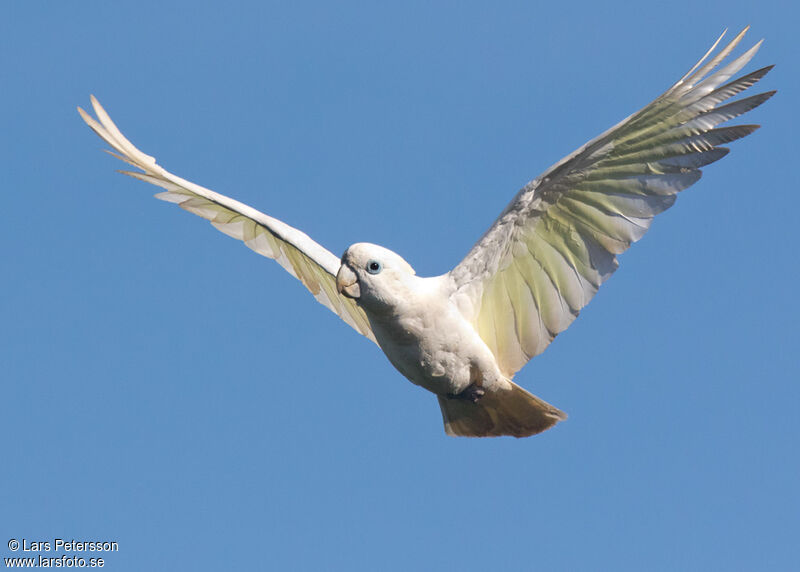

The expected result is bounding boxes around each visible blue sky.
[2,1,797,570]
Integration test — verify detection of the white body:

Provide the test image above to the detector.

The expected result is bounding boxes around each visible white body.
[362,273,506,397]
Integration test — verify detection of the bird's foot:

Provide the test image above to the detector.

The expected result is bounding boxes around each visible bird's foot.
[448,383,485,404]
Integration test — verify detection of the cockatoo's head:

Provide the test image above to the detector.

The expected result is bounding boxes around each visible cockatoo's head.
[336,243,416,311]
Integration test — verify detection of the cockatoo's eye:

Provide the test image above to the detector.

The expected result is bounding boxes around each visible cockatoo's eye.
[366,260,382,275]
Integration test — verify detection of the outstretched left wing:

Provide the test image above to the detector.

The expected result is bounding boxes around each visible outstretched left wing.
[80,96,376,343]
[449,28,773,378]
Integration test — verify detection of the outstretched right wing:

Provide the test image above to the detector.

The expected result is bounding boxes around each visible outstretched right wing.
[80,96,376,343]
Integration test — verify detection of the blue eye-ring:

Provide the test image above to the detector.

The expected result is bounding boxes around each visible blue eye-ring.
[366,260,382,275]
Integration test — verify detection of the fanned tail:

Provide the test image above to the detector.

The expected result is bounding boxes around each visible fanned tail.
[438,381,566,438]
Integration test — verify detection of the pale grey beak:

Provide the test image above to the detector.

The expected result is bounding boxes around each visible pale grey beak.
[336,265,361,299]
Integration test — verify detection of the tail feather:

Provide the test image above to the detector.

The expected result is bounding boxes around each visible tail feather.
[438,381,566,438]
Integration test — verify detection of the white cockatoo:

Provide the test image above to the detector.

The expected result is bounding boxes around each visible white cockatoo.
[80,28,772,438]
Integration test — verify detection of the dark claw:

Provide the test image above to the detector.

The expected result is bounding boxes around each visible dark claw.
[447,384,485,403]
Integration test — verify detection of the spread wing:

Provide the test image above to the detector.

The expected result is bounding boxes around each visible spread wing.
[79,96,376,343]
[449,27,774,378]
